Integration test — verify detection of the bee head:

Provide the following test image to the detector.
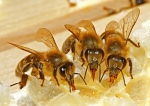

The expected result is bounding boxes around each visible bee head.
[107,55,127,86]
[85,48,104,81]
[59,61,76,92]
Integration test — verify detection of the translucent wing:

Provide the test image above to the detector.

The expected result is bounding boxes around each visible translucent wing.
[65,20,97,42]
[8,42,45,60]
[119,7,140,38]
[65,24,81,41]
[100,21,121,39]
[36,28,59,50]
[105,21,120,32]
[77,20,97,35]
[105,8,140,39]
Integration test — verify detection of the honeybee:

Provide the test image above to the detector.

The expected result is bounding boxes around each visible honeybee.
[62,20,104,81]
[10,28,86,92]
[100,8,140,86]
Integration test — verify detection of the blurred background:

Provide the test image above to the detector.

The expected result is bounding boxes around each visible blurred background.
[0,0,149,51]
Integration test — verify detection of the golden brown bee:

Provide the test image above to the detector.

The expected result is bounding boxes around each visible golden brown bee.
[62,20,104,81]
[100,8,140,86]
[9,28,86,92]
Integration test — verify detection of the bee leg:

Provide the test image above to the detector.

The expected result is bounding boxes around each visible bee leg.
[127,58,133,79]
[53,68,60,86]
[84,64,89,79]
[20,74,28,89]
[10,82,20,87]
[74,73,87,85]
[38,63,45,86]
[31,67,39,79]
[98,65,101,82]
[81,57,85,66]
[100,68,108,82]
[10,74,28,89]
[119,69,126,86]
[80,50,85,66]
[126,38,140,47]
[69,85,71,93]
[10,64,30,88]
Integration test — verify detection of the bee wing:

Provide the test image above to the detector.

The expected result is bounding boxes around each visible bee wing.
[118,7,140,39]
[105,21,120,32]
[101,20,120,39]
[65,24,81,41]
[77,20,97,35]
[105,8,140,39]
[8,42,44,60]
[36,28,59,51]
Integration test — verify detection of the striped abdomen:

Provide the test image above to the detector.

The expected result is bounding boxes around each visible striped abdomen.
[15,54,40,77]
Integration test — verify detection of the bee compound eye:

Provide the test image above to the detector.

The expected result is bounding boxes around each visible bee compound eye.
[60,65,66,77]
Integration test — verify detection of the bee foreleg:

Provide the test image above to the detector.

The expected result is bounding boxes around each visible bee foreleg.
[84,64,89,79]
[81,57,85,66]
[127,58,133,79]
[80,50,85,66]
[98,65,101,82]
[53,68,60,86]
[38,63,45,86]
[126,38,140,47]
[100,68,108,82]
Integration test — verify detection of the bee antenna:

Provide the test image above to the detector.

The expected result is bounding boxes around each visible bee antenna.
[74,73,87,85]
[10,82,21,87]
[118,68,126,86]
[100,68,109,82]
[69,84,71,93]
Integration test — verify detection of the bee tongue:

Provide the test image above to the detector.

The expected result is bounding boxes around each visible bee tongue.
[91,68,96,81]
[70,80,76,91]
[109,75,115,86]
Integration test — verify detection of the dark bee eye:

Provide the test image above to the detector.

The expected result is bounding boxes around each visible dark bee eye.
[60,65,66,77]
